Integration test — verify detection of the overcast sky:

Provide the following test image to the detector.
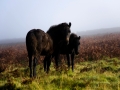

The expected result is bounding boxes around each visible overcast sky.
[0,0,120,40]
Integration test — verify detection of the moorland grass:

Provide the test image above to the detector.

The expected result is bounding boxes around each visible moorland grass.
[0,58,120,90]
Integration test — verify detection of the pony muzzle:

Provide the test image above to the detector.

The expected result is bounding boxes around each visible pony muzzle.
[66,37,69,44]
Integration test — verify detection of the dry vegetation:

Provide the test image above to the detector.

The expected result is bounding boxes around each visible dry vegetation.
[0,33,120,70]
[79,33,120,61]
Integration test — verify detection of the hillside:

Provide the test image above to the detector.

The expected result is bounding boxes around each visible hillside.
[77,27,120,36]
[0,38,25,45]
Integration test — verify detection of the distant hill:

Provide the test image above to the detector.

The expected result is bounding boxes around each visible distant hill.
[77,27,120,36]
[0,38,25,45]
[0,27,120,45]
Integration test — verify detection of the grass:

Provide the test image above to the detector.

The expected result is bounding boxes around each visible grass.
[0,57,120,90]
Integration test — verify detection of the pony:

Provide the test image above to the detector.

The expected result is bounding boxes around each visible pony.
[53,33,81,71]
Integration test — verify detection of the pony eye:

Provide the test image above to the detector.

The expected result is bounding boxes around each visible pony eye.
[78,42,80,45]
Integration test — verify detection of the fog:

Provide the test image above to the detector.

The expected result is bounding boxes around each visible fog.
[0,0,120,40]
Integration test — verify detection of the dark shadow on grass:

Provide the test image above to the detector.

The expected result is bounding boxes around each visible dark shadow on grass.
[0,82,21,90]
[80,67,92,73]
[100,66,114,73]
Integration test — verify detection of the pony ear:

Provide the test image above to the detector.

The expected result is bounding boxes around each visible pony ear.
[69,22,71,27]
[78,36,81,39]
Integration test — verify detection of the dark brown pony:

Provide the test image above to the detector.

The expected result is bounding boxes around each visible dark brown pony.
[26,29,53,77]
[26,22,71,77]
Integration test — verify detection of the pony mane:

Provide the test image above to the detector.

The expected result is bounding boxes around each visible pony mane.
[46,22,69,33]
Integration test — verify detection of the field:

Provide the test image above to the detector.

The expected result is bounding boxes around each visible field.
[0,33,120,90]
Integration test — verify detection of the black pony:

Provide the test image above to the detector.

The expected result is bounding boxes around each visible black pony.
[26,22,71,77]
[54,33,81,71]
[44,22,71,72]
[66,33,80,71]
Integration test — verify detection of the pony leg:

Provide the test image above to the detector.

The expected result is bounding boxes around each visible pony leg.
[55,54,59,71]
[44,56,47,72]
[33,57,37,77]
[66,54,70,70]
[28,55,33,77]
[71,53,75,72]
[46,55,52,73]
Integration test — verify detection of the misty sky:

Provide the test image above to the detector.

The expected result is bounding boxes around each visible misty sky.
[0,0,120,40]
